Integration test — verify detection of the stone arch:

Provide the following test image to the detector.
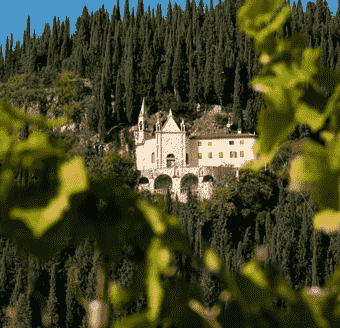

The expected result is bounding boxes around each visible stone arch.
[166,154,175,168]
[139,177,149,185]
[202,175,214,183]
[181,173,199,188]
[154,174,172,189]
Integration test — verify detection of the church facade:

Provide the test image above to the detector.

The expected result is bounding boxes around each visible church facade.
[130,98,260,202]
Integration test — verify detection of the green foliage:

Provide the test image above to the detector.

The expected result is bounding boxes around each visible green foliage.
[85,147,141,191]
[3,1,340,327]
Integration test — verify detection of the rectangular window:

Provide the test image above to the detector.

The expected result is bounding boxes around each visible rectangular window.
[208,142,212,146]
[229,141,234,145]
[219,152,223,158]
[151,152,155,163]
[186,153,189,164]
[230,151,233,158]
[240,140,244,145]
[240,151,244,157]
[198,141,202,146]
[198,153,202,159]
[208,152,212,158]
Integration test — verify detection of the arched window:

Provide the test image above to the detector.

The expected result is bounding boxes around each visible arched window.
[151,152,155,163]
[166,154,175,168]
[139,122,143,130]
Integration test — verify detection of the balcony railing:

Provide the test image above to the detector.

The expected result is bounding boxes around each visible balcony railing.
[180,185,199,194]
[154,186,172,195]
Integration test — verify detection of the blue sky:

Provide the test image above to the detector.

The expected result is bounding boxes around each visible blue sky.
[1,0,338,61]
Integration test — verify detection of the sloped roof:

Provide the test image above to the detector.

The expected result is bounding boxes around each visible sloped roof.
[161,109,181,133]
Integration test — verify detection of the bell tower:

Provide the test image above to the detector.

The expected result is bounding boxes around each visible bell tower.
[137,98,149,144]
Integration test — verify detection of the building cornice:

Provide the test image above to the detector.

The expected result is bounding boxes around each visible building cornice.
[189,133,258,139]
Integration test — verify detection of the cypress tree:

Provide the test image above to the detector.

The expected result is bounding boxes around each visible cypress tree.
[241,226,253,263]
[244,98,256,133]
[141,29,156,111]
[14,291,32,328]
[0,45,5,82]
[85,264,98,301]
[4,36,12,80]
[214,27,226,107]
[75,6,91,77]
[45,263,59,327]
[23,15,31,73]
[320,24,328,70]
[48,17,60,70]
[232,59,244,131]
[235,240,244,274]
[155,69,164,105]
[74,238,96,298]
[162,29,174,92]
[75,45,86,79]
[114,67,124,123]
[164,185,172,214]
[172,193,181,219]
[327,29,335,73]
[310,229,320,287]
[87,68,102,133]
[203,32,214,110]
[98,24,114,143]
[60,17,71,69]
[188,50,198,117]
[185,186,201,251]
[195,29,205,109]
[124,25,137,124]
[254,219,261,246]
[9,34,15,78]
[325,234,335,282]
[65,266,85,327]
[27,41,38,76]
[172,35,183,102]
[37,23,51,73]
[88,9,107,80]
[9,268,26,309]
[111,20,122,99]
[293,202,311,291]
[123,0,131,33]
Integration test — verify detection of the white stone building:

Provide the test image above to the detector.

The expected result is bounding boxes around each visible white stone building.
[130,98,260,202]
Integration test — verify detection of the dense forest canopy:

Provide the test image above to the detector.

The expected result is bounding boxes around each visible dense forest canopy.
[0,0,335,142]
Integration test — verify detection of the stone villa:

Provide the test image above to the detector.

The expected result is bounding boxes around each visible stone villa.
[130,98,260,202]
